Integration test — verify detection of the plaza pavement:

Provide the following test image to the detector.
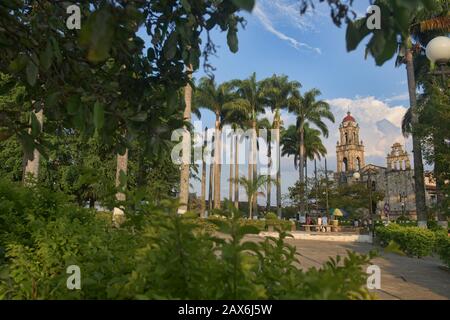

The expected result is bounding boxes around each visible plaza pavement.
[247,235,450,300]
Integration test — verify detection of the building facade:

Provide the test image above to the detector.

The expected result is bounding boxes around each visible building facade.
[334,112,436,220]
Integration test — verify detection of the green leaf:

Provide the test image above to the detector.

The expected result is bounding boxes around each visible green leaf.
[346,19,370,52]
[8,54,28,73]
[227,29,238,53]
[93,102,105,130]
[67,95,80,115]
[163,32,178,60]
[40,42,53,71]
[128,111,147,122]
[26,59,38,87]
[231,0,255,12]
[180,0,191,12]
[45,92,60,109]
[372,31,398,66]
[147,48,155,61]
[79,7,115,62]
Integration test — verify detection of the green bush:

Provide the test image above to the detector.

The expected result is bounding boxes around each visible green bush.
[375,224,436,258]
[0,180,374,300]
[265,212,278,220]
[265,219,293,231]
[435,233,450,268]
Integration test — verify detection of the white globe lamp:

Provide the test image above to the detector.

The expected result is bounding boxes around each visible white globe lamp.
[426,36,450,65]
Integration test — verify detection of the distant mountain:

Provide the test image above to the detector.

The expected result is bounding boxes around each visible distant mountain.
[376,119,399,136]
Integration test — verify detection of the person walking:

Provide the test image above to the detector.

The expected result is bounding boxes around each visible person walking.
[322,214,328,232]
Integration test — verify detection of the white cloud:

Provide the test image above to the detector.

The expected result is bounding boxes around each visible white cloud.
[384,92,409,103]
[325,96,411,160]
[253,1,322,54]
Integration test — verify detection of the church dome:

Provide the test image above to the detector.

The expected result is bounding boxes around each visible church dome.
[343,112,355,123]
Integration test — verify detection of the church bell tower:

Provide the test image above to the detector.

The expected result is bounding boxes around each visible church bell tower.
[336,112,365,173]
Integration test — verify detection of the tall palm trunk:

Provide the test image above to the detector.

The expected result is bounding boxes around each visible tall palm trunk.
[325,157,330,215]
[200,128,208,218]
[178,66,193,214]
[266,130,272,213]
[252,119,258,217]
[305,159,308,215]
[229,132,233,201]
[314,158,319,212]
[113,147,128,225]
[234,134,239,209]
[208,156,214,214]
[23,108,44,184]
[247,136,253,217]
[434,140,447,227]
[213,111,222,209]
[274,116,282,218]
[249,195,253,220]
[405,45,427,227]
[298,124,305,214]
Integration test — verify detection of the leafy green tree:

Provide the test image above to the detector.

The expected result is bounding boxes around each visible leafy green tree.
[0,1,252,175]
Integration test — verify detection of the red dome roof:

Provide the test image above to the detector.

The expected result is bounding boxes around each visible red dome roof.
[343,112,355,122]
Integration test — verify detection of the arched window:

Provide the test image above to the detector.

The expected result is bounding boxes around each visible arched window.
[356,157,361,171]
[345,133,348,144]
[343,157,348,172]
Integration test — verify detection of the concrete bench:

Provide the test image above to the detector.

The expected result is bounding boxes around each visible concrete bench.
[302,225,338,232]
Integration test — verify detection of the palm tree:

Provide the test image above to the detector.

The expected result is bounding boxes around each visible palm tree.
[260,75,301,217]
[237,174,273,220]
[282,123,327,216]
[288,89,334,213]
[178,66,194,214]
[401,12,450,227]
[195,77,238,210]
[281,123,327,179]
[256,117,274,212]
[229,73,266,216]
[353,1,449,226]
[222,113,248,210]
[200,126,208,218]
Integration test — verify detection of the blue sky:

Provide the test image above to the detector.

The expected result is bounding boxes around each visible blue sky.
[186,0,413,204]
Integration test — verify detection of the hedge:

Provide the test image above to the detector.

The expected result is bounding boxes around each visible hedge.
[204,216,292,232]
[375,224,437,258]
[436,232,450,268]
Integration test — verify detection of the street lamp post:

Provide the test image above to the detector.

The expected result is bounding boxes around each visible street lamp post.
[353,170,375,243]
[400,192,406,217]
[426,36,450,85]
[425,36,450,229]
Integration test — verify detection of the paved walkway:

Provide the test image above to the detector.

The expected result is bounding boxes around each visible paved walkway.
[249,236,450,300]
